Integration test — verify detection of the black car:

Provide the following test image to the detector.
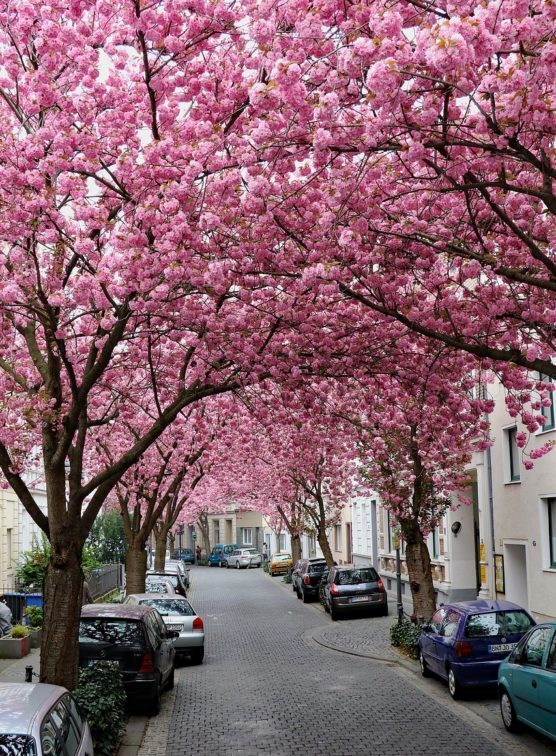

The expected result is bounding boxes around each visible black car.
[323,565,388,620]
[294,559,328,603]
[79,604,177,714]
[147,570,188,597]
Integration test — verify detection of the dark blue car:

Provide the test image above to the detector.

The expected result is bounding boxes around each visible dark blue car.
[419,599,535,699]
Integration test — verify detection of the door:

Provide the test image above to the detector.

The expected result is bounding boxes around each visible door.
[421,609,447,675]
[532,630,556,738]
[149,613,173,683]
[512,626,552,724]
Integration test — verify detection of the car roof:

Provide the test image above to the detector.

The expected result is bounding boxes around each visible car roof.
[0,684,68,734]
[126,593,189,602]
[81,603,154,620]
[445,599,530,615]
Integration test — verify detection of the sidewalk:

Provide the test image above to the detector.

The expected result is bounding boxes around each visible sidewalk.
[0,648,40,683]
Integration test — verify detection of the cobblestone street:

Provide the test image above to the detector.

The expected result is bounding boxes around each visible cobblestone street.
[138,567,553,756]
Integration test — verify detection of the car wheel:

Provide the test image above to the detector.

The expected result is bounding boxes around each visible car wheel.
[500,689,520,733]
[330,604,338,621]
[226,561,230,569]
[191,648,204,665]
[236,561,240,569]
[447,665,461,699]
[296,587,302,600]
[148,681,161,716]
[166,666,175,690]
[419,651,430,678]
[380,603,388,616]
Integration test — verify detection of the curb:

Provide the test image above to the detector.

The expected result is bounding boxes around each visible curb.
[310,628,399,665]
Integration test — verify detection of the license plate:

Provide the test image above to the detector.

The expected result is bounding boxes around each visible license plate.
[168,624,183,632]
[349,596,369,603]
[489,643,516,653]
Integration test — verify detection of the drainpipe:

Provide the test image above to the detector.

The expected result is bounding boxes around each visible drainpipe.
[486,443,496,596]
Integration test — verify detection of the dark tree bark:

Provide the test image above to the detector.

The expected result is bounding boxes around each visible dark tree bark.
[154,527,169,572]
[125,541,148,595]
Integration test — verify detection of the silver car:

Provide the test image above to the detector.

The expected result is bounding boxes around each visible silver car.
[124,594,205,664]
[144,578,176,594]
[0,682,94,756]
[226,548,262,569]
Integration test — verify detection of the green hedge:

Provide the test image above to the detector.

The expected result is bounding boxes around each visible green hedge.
[74,661,126,756]
[390,620,421,659]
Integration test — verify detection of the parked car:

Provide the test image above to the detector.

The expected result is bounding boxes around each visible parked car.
[498,621,556,740]
[0,683,93,756]
[144,577,176,595]
[226,548,262,569]
[291,559,305,592]
[164,560,191,589]
[419,600,535,699]
[268,553,293,576]
[208,544,238,567]
[124,594,205,664]
[294,559,328,603]
[323,565,387,620]
[79,604,177,715]
[146,570,188,597]
[173,548,195,565]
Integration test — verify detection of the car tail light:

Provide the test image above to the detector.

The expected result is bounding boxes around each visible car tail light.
[455,641,473,657]
[377,578,385,591]
[304,576,310,585]
[139,653,155,673]
[193,617,204,631]
[330,583,339,595]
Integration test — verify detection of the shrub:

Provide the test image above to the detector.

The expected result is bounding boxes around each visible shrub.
[282,571,292,584]
[262,562,269,573]
[390,620,421,659]
[10,625,29,639]
[17,534,101,592]
[23,606,43,628]
[74,661,126,756]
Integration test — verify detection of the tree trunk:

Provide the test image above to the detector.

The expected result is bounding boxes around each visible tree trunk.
[168,531,175,556]
[317,525,334,567]
[275,532,281,552]
[291,533,301,564]
[125,542,148,595]
[40,536,84,690]
[404,526,436,621]
[154,528,168,572]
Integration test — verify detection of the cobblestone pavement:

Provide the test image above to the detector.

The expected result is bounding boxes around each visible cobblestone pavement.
[137,567,553,756]
[312,614,396,661]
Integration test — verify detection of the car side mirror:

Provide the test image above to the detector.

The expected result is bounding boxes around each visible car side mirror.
[167,630,179,640]
[421,624,431,633]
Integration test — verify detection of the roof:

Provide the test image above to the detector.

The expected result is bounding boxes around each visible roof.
[81,603,153,620]
[0,683,66,734]
[125,593,190,602]
[448,599,530,615]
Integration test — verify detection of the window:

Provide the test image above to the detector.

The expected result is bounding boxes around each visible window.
[506,427,520,482]
[334,568,378,585]
[0,736,36,756]
[464,610,533,638]
[547,632,556,670]
[213,523,220,543]
[387,511,393,553]
[279,533,286,551]
[548,498,556,568]
[49,697,81,756]
[522,626,552,667]
[431,528,439,559]
[308,534,316,557]
[539,373,555,431]
[333,525,342,551]
[240,528,253,545]
[429,608,447,634]
[140,598,194,616]
[442,611,460,639]
[6,529,12,565]
[79,619,144,645]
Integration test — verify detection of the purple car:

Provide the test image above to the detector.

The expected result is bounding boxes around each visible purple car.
[419,599,535,699]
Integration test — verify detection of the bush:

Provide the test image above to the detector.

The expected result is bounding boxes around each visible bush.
[282,571,292,584]
[10,625,29,638]
[74,661,126,756]
[262,561,269,573]
[16,534,102,592]
[390,620,421,659]
[23,606,43,628]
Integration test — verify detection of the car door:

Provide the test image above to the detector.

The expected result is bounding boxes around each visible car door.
[436,610,461,672]
[153,611,174,681]
[530,628,556,738]
[42,695,86,756]
[512,625,553,725]
[421,609,447,676]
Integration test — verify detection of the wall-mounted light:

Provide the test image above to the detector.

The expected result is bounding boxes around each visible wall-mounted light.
[451,521,462,536]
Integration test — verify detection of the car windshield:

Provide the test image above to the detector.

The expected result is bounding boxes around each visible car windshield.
[145,581,171,593]
[335,568,378,585]
[465,610,534,638]
[0,735,36,756]
[150,574,179,587]
[139,599,194,616]
[79,618,143,645]
[182,550,193,555]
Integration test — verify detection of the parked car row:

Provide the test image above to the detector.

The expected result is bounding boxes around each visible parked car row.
[418,598,556,742]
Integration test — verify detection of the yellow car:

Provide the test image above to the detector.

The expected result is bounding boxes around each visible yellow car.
[268,552,293,576]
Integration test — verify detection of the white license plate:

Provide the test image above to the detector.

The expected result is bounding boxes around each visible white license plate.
[489,643,516,653]
[168,624,183,632]
[349,596,370,603]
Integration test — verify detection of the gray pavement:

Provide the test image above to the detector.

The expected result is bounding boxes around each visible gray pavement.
[135,566,554,756]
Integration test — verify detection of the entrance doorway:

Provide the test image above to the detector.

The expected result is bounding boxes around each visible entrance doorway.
[504,543,529,609]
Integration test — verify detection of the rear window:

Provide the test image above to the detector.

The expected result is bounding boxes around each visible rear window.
[145,580,171,593]
[274,554,291,561]
[465,610,534,638]
[308,563,327,574]
[79,618,144,645]
[335,568,378,585]
[139,599,194,616]
[0,735,36,756]
[245,549,258,555]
